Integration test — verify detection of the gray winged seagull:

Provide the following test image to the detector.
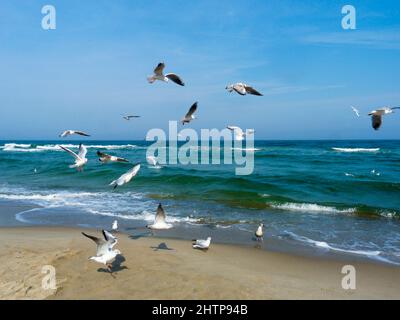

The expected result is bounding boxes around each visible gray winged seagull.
[227,126,255,141]
[59,144,88,171]
[123,115,140,120]
[192,237,211,250]
[181,102,197,125]
[82,230,121,274]
[146,203,173,230]
[109,163,141,189]
[255,223,264,242]
[97,151,129,163]
[59,130,91,138]
[226,83,263,96]
[368,107,400,130]
[147,62,185,86]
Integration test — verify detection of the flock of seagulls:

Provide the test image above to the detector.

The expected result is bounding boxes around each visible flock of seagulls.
[351,106,399,130]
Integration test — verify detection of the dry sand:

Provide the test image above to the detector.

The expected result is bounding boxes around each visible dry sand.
[0,227,399,300]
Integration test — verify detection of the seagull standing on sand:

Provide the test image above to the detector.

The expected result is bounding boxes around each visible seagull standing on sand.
[82,230,121,274]
[146,203,173,230]
[147,62,185,86]
[351,106,360,117]
[226,83,263,96]
[181,102,197,125]
[97,151,129,163]
[123,115,140,120]
[59,130,91,138]
[227,126,255,141]
[255,223,264,242]
[192,237,211,250]
[112,220,118,232]
[59,144,88,171]
[368,107,400,130]
[109,163,141,189]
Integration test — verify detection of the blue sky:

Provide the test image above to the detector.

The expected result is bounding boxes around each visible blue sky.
[0,0,399,140]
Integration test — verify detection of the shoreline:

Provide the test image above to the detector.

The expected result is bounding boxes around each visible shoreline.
[1,226,400,300]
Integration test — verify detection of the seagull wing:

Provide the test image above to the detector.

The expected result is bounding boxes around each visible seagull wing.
[244,85,263,96]
[78,144,87,159]
[75,131,91,137]
[185,102,198,118]
[165,73,185,86]
[103,230,118,248]
[60,145,80,160]
[155,203,166,225]
[115,156,130,163]
[97,151,111,160]
[372,115,382,130]
[154,62,165,76]
[82,232,108,256]
[233,84,246,95]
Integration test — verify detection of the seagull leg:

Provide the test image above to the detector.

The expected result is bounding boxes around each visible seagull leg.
[107,264,115,278]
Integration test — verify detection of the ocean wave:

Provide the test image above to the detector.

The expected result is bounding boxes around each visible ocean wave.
[1,143,137,152]
[271,202,356,214]
[332,147,380,153]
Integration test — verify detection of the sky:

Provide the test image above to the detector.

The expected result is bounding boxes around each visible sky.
[0,0,399,140]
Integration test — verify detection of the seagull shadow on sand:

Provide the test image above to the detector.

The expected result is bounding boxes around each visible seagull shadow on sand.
[97,254,128,278]
[150,242,174,251]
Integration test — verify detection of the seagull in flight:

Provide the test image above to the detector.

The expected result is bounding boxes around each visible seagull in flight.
[146,156,159,167]
[123,115,140,120]
[146,203,173,230]
[181,102,198,125]
[59,144,88,171]
[351,106,360,117]
[109,163,141,189]
[368,107,400,130]
[255,223,264,242]
[226,83,263,96]
[59,130,91,138]
[82,230,121,275]
[227,126,255,141]
[192,237,211,250]
[97,151,129,163]
[147,62,185,86]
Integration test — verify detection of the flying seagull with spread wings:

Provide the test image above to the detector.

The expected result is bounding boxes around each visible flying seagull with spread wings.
[146,203,173,230]
[97,151,129,164]
[82,230,121,274]
[181,102,197,125]
[227,126,255,141]
[59,130,91,138]
[226,83,263,96]
[123,115,140,120]
[109,163,141,189]
[368,107,400,130]
[351,106,360,117]
[147,62,185,86]
[59,144,88,171]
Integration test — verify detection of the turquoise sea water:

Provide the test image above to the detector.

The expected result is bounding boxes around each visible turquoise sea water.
[0,140,399,264]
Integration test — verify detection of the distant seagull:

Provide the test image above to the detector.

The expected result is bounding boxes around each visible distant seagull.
[97,151,129,163]
[59,144,88,171]
[146,156,158,167]
[255,223,264,242]
[226,83,263,96]
[59,130,90,138]
[351,106,360,117]
[146,203,173,230]
[82,230,121,274]
[192,237,211,250]
[181,102,198,125]
[227,126,255,141]
[368,107,400,130]
[109,163,141,189]
[147,62,185,86]
[33,168,37,173]
[112,220,118,232]
[123,115,140,120]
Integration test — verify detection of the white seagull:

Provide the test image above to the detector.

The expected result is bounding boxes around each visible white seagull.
[192,237,211,250]
[227,126,255,141]
[181,102,198,125]
[146,203,173,230]
[109,163,141,189]
[255,223,264,242]
[82,230,121,274]
[368,107,400,130]
[351,106,360,117]
[97,151,129,163]
[59,144,88,171]
[123,115,140,120]
[112,220,118,232]
[59,130,91,138]
[226,83,263,96]
[147,62,185,86]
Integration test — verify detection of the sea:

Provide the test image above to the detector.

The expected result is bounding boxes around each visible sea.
[1,140,399,265]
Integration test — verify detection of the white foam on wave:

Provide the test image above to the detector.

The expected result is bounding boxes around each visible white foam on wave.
[271,202,356,214]
[332,147,380,153]
[231,147,261,152]
[1,143,137,152]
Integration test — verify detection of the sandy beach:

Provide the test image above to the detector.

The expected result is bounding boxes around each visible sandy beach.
[0,226,399,300]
